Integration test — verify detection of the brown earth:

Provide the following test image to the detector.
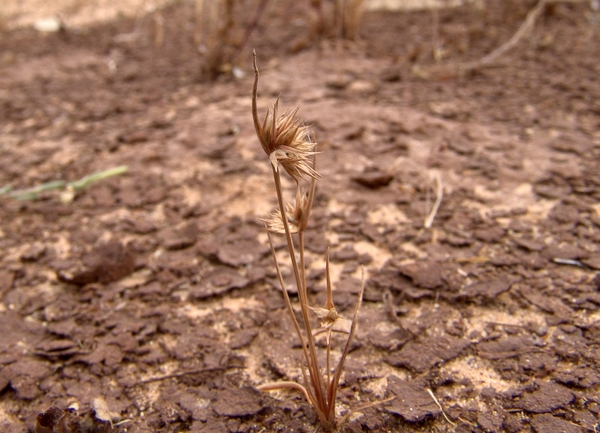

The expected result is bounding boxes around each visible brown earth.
[1,0,600,432]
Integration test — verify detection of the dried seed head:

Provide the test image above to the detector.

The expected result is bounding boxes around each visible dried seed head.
[263,189,310,234]
[252,52,320,183]
[309,306,341,330]
[263,204,298,234]
[309,247,347,331]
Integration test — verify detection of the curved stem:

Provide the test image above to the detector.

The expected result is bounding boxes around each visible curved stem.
[258,381,312,407]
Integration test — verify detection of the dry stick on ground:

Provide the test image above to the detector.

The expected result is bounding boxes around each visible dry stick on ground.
[140,367,226,384]
[388,156,443,228]
[251,50,366,432]
[427,388,456,427]
[424,171,443,229]
[466,0,585,69]
[418,0,589,77]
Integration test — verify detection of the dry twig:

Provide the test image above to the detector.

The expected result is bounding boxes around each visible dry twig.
[389,156,443,229]
[416,0,589,78]
[427,388,456,426]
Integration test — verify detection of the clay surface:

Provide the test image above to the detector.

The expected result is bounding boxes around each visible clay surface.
[0,1,599,431]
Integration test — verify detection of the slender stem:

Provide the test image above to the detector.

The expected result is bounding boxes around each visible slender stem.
[324,250,333,401]
[335,396,396,431]
[325,248,334,310]
[140,367,225,384]
[266,231,318,408]
[298,230,328,414]
[300,154,318,231]
[326,328,332,393]
[271,170,302,304]
[327,269,366,421]
[9,180,66,200]
[0,184,12,196]
[252,51,262,143]
[427,388,456,426]
[299,231,308,302]
[68,165,128,191]
[424,172,443,229]
[272,167,327,413]
[257,381,312,404]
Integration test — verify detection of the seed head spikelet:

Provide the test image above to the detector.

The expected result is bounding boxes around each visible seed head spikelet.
[263,203,298,234]
[310,249,344,331]
[252,51,320,183]
[263,188,310,234]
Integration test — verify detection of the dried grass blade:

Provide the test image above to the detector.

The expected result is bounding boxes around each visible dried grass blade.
[327,269,366,420]
[257,381,312,406]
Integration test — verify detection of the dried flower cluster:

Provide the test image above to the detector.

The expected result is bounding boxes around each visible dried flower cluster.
[252,88,320,184]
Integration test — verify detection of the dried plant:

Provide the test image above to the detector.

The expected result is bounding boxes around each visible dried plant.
[195,0,237,79]
[195,0,268,80]
[335,0,365,40]
[415,0,589,78]
[251,50,365,431]
[310,0,365,41]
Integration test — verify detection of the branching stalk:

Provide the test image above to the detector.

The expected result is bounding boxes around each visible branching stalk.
[265,231,319,409]
[252,50,365,431]
[272,168,328,415]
